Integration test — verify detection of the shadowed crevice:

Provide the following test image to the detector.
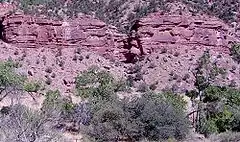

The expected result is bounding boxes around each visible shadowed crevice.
[123,20,145,63]
[0,18,6,42]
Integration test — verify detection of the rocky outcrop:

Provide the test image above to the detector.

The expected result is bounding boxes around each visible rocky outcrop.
[1,4,240,61]
[136,12,240,54]
[2,13,126,58]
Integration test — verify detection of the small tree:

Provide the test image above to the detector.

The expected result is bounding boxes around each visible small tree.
[24,80,41,101]
[75,66,127,101]
[187,50,240,136]
[0,61,25,102]
[187,50,227,132]
[0,104,65,142]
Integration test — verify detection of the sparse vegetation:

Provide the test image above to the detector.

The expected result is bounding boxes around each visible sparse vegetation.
[191,0,239,22]
[0,61,26,102]
[230,43,240,64]
[45,67,53,73]
[0,104,65,142]
[183,73,190,81]
[14,0,171,33]
[45,77,52,85]
[186,51,240,138]
[24,80,41,101]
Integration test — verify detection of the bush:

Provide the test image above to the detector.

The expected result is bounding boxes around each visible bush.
[0,61,26,102]
[75,66,127,100]
[75,68,190,141]
[196,85,240,136]
[230,44,240,64]
[0,104,65,142]
[83,91,189,141]
[24,80,41,93]
[41,90,68,119]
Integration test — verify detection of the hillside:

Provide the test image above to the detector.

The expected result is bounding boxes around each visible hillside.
[0,1,239,142]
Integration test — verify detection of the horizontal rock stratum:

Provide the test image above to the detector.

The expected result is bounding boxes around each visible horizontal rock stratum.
[2,13,125,53]
[137,12,240,54]
[1,3,240,61]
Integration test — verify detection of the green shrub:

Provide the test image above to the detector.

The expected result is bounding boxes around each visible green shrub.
[0,61,25,87]
[0,61,26,102]
[75,66,127,100]
[41,90,73,119]
[230,44,240,63]
[84,91,189,141]
[195,85,240,136]
[24,81,41,93]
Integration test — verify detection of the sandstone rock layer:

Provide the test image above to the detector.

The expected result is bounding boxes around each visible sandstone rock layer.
[2,13,125,58]
[1,6,240,60]
[137,12,240,54]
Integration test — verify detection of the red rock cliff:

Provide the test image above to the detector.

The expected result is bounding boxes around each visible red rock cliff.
[2,13,126,57]
[136,12,240,54]
[1,6,240,61]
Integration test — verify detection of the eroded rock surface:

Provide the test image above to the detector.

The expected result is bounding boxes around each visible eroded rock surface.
[1,4,240,61]
[2,13,126,59]
[136,12,240,54]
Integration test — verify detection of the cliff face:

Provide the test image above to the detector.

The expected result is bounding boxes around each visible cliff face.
[0,3,240,62]
[2,13,125,51]
[137,12,240,54]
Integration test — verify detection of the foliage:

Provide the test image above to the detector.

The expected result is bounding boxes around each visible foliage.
[83,90,189,141]
[41,90,71,119]
[19,0,66,19]
[195,85,240,136]
[0,61,26,102]
[23,80,41,93]
[0,61,25,88]
[183,0,240,23]
[0,104,65,142]
[41,89,92,132]
[163,91,187,111]
[12,0,240,33]
[188,51,240,136]
[75,66,127,100]
[16,0,171,33]
[230,43,240,64]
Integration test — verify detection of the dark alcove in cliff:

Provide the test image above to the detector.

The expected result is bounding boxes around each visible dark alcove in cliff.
[0,19,5,41]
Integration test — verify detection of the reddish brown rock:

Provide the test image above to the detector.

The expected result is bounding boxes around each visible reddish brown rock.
[1,5,240,61]
[2,13,125,54]
[137,12,240,54]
